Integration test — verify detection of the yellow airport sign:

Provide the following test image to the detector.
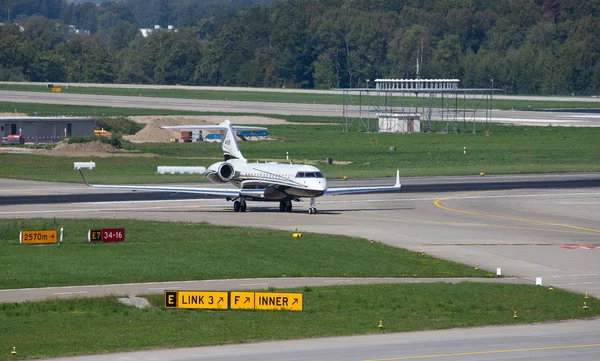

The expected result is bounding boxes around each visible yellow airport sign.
[52,87,62,92]
[20,230,58,244]
[255,292,303,311]
[230,292,255,310]
[164,291,228,309]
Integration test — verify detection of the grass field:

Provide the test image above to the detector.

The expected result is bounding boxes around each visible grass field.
[0,283,597,360]
[2,83,600,110]
[1,123,599,183]
[0,218,487,289]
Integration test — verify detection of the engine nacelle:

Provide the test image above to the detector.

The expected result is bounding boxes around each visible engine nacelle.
[206,162,235,183]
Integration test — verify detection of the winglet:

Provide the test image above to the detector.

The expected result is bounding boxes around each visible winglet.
[394,169,401,188]
[74,162,95,187]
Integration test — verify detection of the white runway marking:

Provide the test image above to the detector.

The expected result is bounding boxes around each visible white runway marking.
[238,283,268,286]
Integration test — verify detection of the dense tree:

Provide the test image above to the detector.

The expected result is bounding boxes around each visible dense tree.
[1,0,600,94]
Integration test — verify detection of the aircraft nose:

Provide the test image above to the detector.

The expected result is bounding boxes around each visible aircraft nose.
[319,179,328,191]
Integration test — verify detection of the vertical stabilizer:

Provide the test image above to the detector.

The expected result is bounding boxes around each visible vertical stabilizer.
[220,120,245,161]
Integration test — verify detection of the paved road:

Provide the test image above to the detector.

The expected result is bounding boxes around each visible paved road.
[35,319,600,361]
[2,90,600,126]
[0,277,522,303]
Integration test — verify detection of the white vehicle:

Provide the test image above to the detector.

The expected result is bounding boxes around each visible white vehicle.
[75,120,401,214]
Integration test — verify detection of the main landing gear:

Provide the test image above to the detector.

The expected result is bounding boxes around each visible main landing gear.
[233,199,247,212]
[308,197,318,214]
[279,200,293,212]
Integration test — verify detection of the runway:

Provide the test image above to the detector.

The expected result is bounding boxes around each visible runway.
[35,319,600,361]
[2,90,600,126]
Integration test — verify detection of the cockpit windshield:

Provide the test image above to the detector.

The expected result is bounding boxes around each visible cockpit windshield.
[295,171,325,178]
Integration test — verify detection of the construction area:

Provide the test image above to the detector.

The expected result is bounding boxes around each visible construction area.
[343,78,500,134]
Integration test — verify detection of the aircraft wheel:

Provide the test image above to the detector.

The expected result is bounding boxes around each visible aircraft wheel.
[279,201,286,212]
[233,200,241,212]
[285,201,292,212]
[240,201,247,212]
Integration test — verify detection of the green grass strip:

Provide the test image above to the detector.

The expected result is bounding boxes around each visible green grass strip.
[1,123,600,183]
[2,83,600,110]
[0,283,597,360]
[0,219,486,289]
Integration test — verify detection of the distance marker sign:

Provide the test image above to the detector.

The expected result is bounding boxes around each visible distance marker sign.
[164,291,229,309]
[20,230,58,244]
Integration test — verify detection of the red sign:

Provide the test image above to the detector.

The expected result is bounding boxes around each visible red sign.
[101,228,125,242]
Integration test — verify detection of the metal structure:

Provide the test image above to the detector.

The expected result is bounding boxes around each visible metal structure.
[342,79,501,133]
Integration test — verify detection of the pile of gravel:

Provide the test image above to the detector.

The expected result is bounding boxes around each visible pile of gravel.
[118,295,151,309]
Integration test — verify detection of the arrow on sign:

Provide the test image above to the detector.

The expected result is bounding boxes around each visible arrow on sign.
[217,297,224,304]
[244,297,251,304]
[292,298,298,305]
[50,234,55,239]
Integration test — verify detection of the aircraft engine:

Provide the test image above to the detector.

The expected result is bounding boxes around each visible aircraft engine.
[206,162,235,183]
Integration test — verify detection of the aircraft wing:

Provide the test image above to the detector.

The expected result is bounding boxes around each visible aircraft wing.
[325,170,401,195]
[74,162,262,198]
[81,182,244,198]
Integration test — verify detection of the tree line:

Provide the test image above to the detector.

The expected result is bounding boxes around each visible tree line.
[1,0,599,94]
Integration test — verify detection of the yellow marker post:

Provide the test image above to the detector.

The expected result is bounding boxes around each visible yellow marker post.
[11,346,16,356]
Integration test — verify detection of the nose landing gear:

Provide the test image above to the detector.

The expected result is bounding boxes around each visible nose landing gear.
[308,197,317,214]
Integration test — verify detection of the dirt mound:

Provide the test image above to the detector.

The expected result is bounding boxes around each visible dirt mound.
[45,140,155,157]
[0,112,27,117]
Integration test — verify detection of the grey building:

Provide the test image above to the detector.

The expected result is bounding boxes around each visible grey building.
[0,117,97,144]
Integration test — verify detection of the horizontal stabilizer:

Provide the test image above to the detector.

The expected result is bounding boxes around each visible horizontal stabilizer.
[161,125,267,132]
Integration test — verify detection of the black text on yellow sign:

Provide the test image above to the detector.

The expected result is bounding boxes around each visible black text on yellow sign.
[164,291,229,309]
[255,292,303,311]
[230,292,256,310]
[20,230,58,244]
[165,291,304,311]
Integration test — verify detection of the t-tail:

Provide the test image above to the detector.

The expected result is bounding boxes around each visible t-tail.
[160,120,267,162]
[221,120,245,161]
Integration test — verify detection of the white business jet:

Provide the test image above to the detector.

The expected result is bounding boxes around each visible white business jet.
[75,120,400,214]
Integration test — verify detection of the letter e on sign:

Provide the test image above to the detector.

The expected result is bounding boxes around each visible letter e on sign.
[165,291,178,308]
[88,229,102,242]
